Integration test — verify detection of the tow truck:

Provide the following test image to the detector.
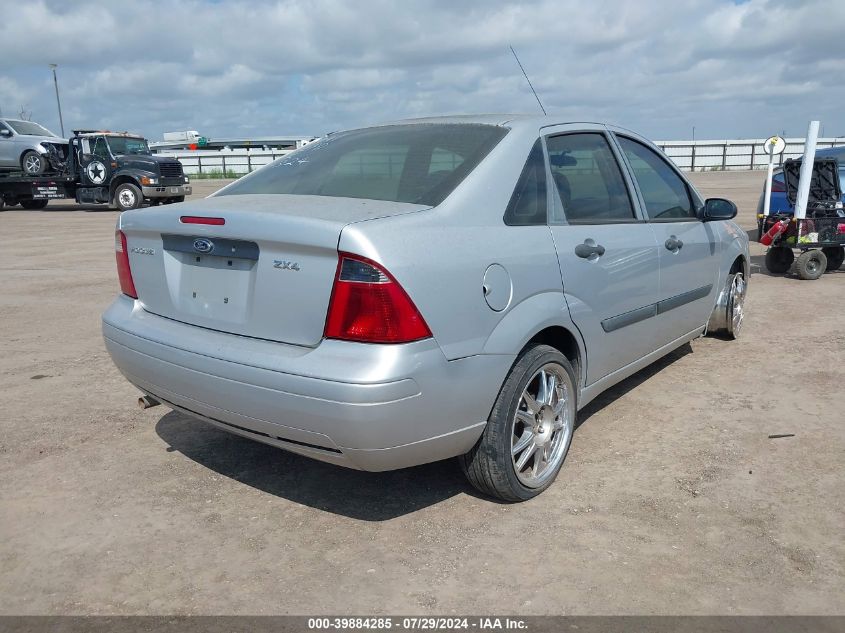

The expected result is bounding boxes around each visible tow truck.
[0,130,191,212]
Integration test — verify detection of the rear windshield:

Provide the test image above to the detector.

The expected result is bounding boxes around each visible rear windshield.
[217,124,508,206]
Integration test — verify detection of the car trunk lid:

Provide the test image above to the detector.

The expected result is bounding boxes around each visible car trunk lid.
[119,194,428,346]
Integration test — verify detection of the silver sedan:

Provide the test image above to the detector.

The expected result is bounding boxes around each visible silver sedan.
[0,118,67,175]
[102,115,748,501]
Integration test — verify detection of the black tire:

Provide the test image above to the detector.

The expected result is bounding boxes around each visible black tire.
[765,246,794,274]
[821,246,844,271]
[795,249,827,280]
[460,344,577,502]
[20,198,49,210]
[21,150,46,176]
[0,198,4,212]
[113,183,143,211]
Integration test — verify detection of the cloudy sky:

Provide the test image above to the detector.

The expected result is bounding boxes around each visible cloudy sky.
[1,0,843,142]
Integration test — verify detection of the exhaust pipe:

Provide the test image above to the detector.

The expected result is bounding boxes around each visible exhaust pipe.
[138,395,161,410]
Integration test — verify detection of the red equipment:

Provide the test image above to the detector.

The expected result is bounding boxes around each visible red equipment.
[760,219,790,246]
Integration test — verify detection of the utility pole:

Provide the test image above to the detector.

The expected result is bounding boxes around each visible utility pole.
[49,64,65,137]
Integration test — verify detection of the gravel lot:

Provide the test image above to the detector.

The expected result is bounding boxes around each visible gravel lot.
[1,171,843,615]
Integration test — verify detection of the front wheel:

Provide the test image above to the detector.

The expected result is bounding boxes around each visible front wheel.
[113,183,143,211]
[460,344,577,502]
[724,272,746,339]
[21,150,47,175]
[20,198,49,210]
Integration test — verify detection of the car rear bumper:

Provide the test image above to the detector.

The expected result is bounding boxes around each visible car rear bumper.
[102,295,510,471]
[142,184,192,198]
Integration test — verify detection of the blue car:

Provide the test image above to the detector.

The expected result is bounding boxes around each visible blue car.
[757,146,845,215]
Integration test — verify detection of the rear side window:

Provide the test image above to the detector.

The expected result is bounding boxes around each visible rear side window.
[546,133,635,223]
[504,139,547,225]
[616,136,695,220]
[217,124,507,206]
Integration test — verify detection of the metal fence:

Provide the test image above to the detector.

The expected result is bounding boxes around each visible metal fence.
[655,137,844,172]
[159,150,294,177]
[161,137,845,177]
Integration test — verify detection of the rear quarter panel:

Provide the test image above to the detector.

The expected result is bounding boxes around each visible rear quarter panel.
[339,123,584,372]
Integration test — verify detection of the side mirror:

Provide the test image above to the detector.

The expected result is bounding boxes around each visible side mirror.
[701,198,737,221]
[0,129,12,138]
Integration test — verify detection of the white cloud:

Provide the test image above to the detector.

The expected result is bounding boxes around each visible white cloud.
[1,0,843,140]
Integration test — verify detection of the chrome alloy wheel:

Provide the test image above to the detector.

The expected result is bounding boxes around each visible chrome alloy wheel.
[511,363,574,488]
[24,153,42,174]
[118,188,137,208]
[727,272,746,337]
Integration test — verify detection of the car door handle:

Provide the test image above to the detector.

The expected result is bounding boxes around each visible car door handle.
[574,242,606,259]
[665,237,684,251]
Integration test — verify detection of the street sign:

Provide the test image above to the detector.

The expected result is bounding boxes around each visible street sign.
[197,136,208,147]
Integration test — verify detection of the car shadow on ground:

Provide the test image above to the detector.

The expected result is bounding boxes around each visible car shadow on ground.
[155,343,697,520]
[575,342,693,427]
[155,411,479,521]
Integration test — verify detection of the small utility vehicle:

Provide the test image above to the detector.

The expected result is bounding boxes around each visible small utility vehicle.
[759,157,844,279]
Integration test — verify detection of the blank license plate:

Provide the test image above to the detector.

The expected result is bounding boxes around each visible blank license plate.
[178,255,253,322]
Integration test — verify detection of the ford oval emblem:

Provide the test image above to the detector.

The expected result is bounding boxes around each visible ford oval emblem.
[193,238,214,254]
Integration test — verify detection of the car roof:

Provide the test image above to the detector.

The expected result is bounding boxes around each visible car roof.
[815,146,845,159]
[357,114,609,130]
[773,145,844,173]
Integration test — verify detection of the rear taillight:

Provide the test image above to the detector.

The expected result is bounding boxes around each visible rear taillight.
[324,253,431,344]
[115,230,137,299]
[771,177,786,192]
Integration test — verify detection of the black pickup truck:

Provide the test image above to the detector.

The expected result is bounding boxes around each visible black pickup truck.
[0,130,191,211]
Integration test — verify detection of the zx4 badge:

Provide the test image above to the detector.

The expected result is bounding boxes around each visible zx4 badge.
[273,260,301,271]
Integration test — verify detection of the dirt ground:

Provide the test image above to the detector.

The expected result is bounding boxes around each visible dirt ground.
[0,171,843,615]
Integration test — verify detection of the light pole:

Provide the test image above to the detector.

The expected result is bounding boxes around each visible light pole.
[49,64,65,137]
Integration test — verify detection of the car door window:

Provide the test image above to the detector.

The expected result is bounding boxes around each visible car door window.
[617,136,695,221]
[504,139,547,225]
[546,133,635,224]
